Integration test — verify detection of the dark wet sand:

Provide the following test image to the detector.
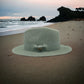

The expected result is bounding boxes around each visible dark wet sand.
[0,21,84,84]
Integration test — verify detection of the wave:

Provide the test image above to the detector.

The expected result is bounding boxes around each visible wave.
[0,19,53,36]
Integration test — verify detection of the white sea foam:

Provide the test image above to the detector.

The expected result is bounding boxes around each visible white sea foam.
[0,20,53,36]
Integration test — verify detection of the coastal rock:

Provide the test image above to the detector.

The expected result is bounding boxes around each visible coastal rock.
[47,6,84,22]
[76,7,84,11]
[37,16,46,21]
[27,16,36,21]
[20,17,26,21]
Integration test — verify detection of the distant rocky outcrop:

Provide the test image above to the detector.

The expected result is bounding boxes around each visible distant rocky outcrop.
[27,16,36,21]
[47,6,84,22]
[20,17,26,21]
[76,7,84,11]
[20,16,36,21]
[37,16,46,21]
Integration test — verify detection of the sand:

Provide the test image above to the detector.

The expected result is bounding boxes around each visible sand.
[0,21,84,84]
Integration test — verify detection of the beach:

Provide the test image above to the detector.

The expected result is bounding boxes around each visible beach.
[0,21,84,84]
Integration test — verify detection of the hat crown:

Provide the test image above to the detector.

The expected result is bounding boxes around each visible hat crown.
[24,27,60,52]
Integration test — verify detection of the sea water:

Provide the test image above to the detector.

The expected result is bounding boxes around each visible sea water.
[0,19,52,36]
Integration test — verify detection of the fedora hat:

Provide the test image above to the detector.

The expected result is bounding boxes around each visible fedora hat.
[12,27,72,57]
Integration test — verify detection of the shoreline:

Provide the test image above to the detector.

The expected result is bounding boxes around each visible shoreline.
[0,22,53,36]
[0,20,84,36]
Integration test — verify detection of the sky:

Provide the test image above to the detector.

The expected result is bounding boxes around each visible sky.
[0,0,84,19]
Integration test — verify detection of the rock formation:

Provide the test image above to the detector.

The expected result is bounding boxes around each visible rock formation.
[47,6,84,22]
[20,17,26,21]
[27,16,36,21]
[37,16,46,21]
[20,16,36,21]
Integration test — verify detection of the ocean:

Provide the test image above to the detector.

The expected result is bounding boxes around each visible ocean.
[0,19,52,36]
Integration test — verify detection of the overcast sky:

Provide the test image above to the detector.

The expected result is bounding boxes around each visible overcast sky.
[0,0,84,19]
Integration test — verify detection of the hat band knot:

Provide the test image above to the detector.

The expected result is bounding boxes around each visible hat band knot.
[34,44,47,52]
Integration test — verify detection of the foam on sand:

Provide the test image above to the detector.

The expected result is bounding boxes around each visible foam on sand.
[0,21,53,36]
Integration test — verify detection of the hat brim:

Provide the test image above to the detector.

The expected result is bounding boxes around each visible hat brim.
[12,44,72,57]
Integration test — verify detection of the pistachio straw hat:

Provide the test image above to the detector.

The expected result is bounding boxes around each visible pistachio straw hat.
[12,27,72,57]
